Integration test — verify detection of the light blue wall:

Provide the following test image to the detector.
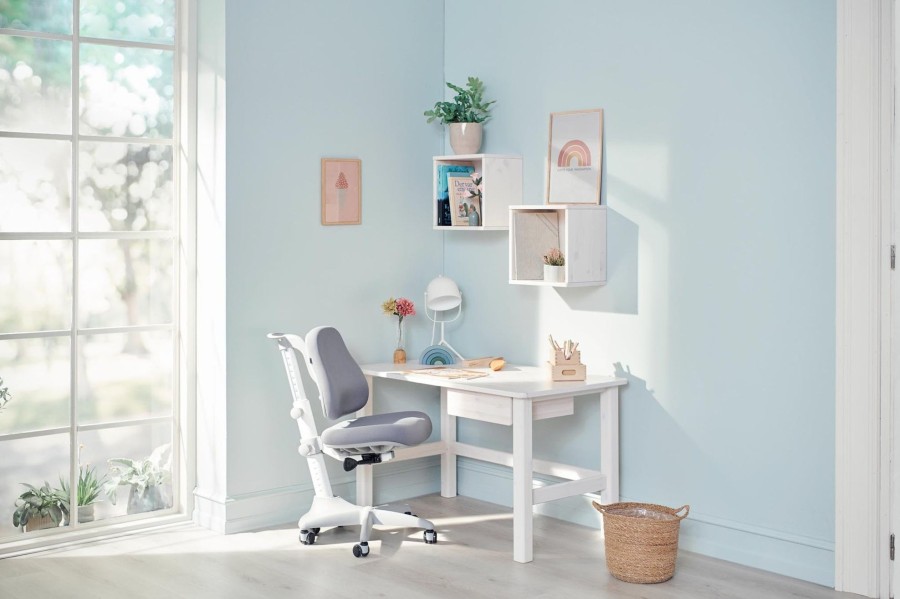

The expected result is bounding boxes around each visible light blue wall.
[442,0,835,586]
[224,0,444,499]
[219,0,836,585]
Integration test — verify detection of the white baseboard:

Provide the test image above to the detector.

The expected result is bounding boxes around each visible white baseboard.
[457,457,834,587]
[196,455,832,586]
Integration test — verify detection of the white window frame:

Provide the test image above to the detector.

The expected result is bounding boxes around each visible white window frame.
[0,0,196,556]
[835,0,894,597]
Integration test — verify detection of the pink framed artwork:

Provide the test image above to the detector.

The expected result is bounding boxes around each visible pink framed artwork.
[546,109,603,205]
[321,158,361,225]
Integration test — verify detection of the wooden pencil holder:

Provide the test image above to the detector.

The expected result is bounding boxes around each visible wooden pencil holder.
[549,349,586,381]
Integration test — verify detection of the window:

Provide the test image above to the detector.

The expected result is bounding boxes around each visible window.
[0,0,181,541]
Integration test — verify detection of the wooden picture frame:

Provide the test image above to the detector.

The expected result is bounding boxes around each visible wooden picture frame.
[546,109,603,205]
[447,174,481,226]
[321,158,361,225]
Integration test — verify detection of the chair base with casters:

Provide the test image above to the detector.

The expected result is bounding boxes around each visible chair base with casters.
[269,329,437,557]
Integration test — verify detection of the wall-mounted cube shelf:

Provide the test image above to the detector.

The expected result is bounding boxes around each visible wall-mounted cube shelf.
[433,154,522,231]
[509,205,607,287]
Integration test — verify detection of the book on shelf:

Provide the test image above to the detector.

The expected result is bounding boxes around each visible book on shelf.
[436,164,475,200]
[448,174,480,227]
[513,211,560,279]
[437,198,452,226]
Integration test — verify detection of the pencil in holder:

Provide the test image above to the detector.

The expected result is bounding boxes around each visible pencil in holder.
[549,349,586,381]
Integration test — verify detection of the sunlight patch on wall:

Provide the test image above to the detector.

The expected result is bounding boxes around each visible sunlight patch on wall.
[607,142,670,204]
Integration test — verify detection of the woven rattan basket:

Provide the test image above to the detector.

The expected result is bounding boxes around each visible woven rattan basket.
[592,501,690,584]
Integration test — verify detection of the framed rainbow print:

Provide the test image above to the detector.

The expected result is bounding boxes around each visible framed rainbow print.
[546,109,603,205]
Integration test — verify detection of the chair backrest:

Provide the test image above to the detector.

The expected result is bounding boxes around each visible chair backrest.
[305,326,369,420]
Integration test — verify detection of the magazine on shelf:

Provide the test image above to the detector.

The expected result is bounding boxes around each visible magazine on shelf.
[448,174,480,227]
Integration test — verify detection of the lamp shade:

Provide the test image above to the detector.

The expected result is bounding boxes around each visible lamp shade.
[425,276,461,311]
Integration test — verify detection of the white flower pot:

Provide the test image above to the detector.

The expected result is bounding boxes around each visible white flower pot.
[449,122,483,155]
[543,264,564,283]
[78,504,95,523]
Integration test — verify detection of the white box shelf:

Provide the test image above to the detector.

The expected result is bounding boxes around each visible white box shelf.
[433,154,523,231]
[509,205,607,287]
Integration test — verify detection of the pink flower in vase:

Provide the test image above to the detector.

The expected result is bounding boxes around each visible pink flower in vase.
[382,296,416,355]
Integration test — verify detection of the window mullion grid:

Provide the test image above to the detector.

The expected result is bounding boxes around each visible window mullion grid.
[69,0,81,528]
[0,28,174,52]
[1,2,182,540]
[171,0,182,511]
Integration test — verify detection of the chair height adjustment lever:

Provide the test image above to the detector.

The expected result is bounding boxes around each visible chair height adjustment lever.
[343,454,382,472]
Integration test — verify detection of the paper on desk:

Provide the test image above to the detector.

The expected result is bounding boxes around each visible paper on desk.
[402,368,489,381]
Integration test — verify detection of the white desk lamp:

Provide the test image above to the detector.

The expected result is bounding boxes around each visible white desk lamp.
[424,275,464,362]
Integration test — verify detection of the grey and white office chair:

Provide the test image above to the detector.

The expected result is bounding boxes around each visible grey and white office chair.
[269,326,437,557]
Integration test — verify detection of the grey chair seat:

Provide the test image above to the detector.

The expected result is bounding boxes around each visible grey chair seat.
[322,411,432,451]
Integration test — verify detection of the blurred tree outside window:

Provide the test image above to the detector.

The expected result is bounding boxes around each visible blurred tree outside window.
[0,0,179,540]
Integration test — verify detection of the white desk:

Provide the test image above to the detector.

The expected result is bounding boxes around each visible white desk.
[358,362,627,563]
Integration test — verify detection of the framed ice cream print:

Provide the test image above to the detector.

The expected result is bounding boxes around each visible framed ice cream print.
[546,109,603,204]
[321,158,361,225]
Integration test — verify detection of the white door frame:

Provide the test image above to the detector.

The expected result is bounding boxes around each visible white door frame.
[835,1,894,597]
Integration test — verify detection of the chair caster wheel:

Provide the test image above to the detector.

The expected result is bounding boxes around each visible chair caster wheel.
[424,529,437,544]
[300,529,317,545]
[352,542,369,558]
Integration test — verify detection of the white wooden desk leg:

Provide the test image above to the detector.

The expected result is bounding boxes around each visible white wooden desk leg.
[356,375,375,506]
[512,399,533,563]
[440,387,457,498]
[599,387,620,505]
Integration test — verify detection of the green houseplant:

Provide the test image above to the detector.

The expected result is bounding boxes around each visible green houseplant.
[12,482,68,532]
[56,465,106,523]
[0,376,11,413]
[424,76,495,155]
[104,444,172,514]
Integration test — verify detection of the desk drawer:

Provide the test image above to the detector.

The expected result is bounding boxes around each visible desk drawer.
[533,396,574,420]
[446,391,575,425]
[447,390,512,425]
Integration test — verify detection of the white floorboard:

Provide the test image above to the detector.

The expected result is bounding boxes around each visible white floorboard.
[0,494,852,599]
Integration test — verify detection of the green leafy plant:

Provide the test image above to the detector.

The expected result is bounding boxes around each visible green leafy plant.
[57,465,106,508]
[424,76,495,124]
[103,444,172,505]
[0,376,10,413]
[12,482,68,530]
[543,248,565,266]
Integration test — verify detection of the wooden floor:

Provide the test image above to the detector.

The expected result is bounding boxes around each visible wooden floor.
[0,494,852,599]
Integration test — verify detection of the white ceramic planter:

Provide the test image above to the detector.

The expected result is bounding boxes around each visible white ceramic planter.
[449,122,483,155]
[543,264,564,283]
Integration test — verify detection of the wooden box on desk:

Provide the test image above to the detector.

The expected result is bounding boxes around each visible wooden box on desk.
[549,349,586,381]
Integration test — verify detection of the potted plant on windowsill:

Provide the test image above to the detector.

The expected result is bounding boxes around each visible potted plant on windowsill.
[425,76,495,155]
[103,444,173,515]
[0,375,11,413]
[12,482,68,532]
[56,465,106,524]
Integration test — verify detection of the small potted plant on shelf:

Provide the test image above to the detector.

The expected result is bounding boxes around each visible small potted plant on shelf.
[56,465,106,523]
[103,444,173,515]
[12,482,68,532]
[424,76,495,155]
[543,248,565,283]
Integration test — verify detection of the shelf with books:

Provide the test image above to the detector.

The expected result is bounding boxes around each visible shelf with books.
[508,205,607,287]
[433,154,522,231]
